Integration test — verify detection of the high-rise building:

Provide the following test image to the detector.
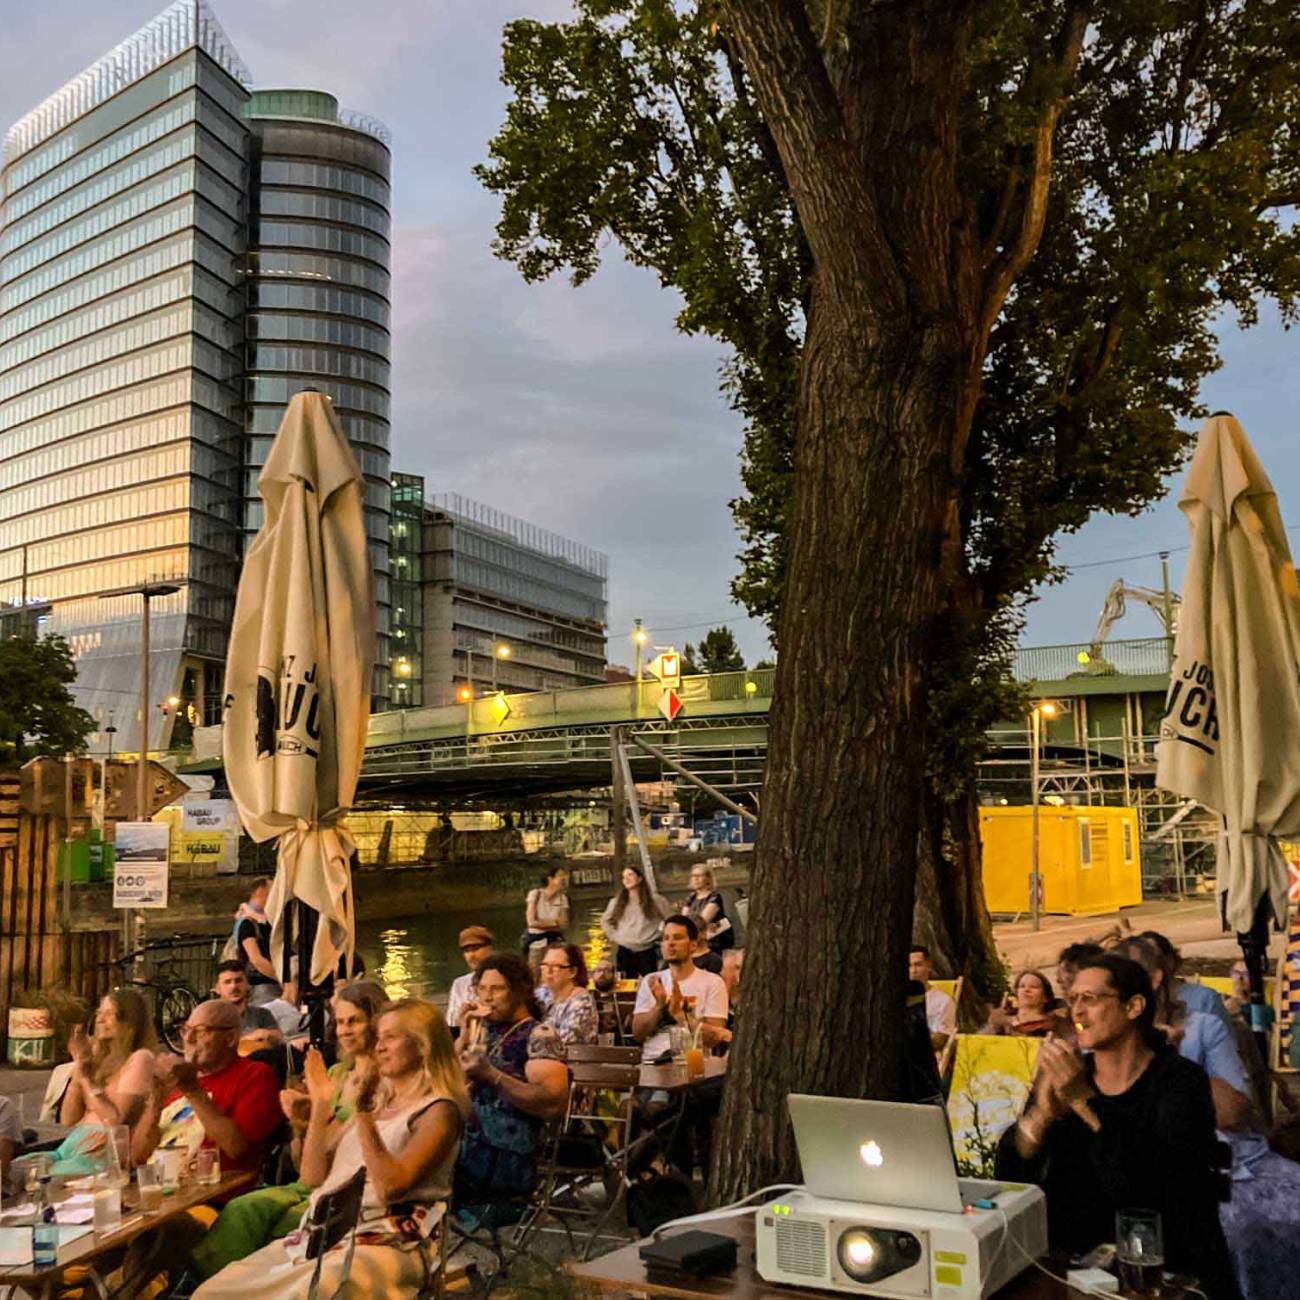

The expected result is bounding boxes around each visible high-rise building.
[244,89,392,702]
[390,476,608,707]
[0,1,391,750]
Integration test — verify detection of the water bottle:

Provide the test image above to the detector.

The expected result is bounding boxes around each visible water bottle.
[32,1175,58,1268]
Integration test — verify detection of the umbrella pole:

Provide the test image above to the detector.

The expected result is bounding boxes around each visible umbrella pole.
[295,899,329,1053]
[1236,895,1273,1069]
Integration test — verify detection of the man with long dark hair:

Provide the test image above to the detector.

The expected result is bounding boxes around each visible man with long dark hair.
[996,954,1238,1298]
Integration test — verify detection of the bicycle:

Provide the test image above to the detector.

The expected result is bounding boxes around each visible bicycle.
[108,936,213,1052]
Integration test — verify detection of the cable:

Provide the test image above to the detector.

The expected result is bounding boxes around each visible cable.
[994,1207,1126,1300]
[649,1184,801,1243]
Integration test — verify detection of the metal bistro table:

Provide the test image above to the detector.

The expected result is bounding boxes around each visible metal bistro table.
[0,1170,255,1299]
[569,1213,1076,1298]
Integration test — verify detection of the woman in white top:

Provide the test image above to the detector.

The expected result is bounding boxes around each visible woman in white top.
[195,999,470,1299]
[14,989,156,1180]
[523,867,570,958]
[600,865,671,978]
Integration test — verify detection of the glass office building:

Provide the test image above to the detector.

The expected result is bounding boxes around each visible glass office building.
[245,89,392,706]
[0,0,250,753]
[0,2,394,746]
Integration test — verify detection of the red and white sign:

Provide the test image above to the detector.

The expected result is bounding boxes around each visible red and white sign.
[658,688,682,722]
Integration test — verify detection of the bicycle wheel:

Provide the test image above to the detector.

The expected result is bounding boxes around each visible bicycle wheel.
[159,985,198,1052]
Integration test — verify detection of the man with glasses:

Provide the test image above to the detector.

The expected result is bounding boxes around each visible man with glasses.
[447,926,495,1039]
[996,954,1239,1299]
[139,998,281,1179]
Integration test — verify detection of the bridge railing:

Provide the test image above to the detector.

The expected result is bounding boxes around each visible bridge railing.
[1012,636,1172,684]
[366,667,776,744]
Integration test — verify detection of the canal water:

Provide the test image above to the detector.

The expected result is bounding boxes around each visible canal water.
[355,898,610,1001]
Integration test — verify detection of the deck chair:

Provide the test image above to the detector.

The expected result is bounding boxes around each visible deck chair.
[304,1166,367,1300]
[514,1057,644,1261]
[937,976,965,1079]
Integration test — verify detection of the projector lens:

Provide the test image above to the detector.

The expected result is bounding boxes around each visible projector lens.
[836,1227,923,1284]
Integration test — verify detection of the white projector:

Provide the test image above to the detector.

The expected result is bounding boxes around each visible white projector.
[755,1180,1047,1298]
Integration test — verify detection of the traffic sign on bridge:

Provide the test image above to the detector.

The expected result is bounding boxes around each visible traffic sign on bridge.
[658,688,683,722]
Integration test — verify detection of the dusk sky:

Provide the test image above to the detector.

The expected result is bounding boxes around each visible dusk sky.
[5,1,1296,665]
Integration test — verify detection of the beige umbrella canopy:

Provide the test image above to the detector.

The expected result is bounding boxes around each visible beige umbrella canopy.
[223,391,374,984]
[1156,412,1300,937]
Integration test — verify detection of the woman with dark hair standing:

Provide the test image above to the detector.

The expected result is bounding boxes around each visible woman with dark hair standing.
[996,954,1240,1299]
[536,943,598,1046]
[455,954,568,1223]
[600,865,670,978]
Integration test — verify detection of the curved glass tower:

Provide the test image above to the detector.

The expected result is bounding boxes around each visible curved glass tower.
[244,90,392,706]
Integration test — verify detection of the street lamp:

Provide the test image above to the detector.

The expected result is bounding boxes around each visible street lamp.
[632,619,649,683]
[1029,700,1058,931]
[492,641,511,691]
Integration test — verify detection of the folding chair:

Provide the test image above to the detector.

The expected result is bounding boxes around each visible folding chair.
[565,1043,642,1066]
[304,1166,367,1300]
[514,1058,644,1261]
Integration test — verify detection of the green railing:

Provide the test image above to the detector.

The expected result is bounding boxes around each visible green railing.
[1012,637,1172,684]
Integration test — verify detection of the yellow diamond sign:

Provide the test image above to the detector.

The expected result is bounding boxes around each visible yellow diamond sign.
[490,691,511,725]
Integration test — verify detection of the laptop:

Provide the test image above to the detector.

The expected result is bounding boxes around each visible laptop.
[788,1094,999,1213]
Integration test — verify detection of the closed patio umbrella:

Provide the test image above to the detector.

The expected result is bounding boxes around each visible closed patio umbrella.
[1156,412,1300,1038]
[223,390,374,992]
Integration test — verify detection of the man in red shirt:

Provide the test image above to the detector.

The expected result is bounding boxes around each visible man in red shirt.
[142,998,281,1176]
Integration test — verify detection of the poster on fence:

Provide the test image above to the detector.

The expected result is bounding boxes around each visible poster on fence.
[113,821,170,909]
[947,1034,1041,1177]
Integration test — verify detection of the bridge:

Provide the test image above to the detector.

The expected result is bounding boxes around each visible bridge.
[184,637,1174,804]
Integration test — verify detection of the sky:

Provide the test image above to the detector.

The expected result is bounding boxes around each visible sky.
[3,1,1296,666]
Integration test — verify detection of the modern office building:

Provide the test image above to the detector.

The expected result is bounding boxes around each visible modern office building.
[0,0,392,751]
[390,475,607,708]
[244,89,393,701]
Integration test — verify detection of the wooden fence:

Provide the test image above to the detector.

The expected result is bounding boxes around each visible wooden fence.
[0,772,119,1021]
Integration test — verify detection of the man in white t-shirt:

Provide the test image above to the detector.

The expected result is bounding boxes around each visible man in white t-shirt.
[447,925,495,1038]
[632,915,728,1062]
[909,944,957,1050]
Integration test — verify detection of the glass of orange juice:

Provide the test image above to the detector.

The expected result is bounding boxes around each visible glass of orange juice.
[685,1044,706,1079]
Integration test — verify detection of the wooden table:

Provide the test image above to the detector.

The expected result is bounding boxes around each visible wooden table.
[638,1057,728,1092]
[568,1214,1076,1298]
[0,1169,255,1298]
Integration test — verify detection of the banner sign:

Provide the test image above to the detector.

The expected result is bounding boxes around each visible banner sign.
[947,1034,1041,1178]
[113,821,170,909]
[181,798,238,832]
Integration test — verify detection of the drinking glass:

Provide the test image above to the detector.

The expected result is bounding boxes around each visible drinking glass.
[24,1155,52,1198]
[667,1025,690,1066]
[1115,1209,1164,1297]
[136,1164,163,1214]
[196,1148,221,1186]
[109,1125,131,1186]
[92,1177,122,1232]
[154,1147,184,1192]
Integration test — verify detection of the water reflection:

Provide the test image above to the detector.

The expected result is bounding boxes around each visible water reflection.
[358,901,608,1002]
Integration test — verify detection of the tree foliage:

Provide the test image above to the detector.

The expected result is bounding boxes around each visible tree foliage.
[688,625,746,673]
[478,0,1300,788]
[0,635,95,764]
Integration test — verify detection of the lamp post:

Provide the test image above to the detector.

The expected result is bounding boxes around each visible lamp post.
[492,641,511,691]
[632,619,649,683]
[1029,700,1058,930]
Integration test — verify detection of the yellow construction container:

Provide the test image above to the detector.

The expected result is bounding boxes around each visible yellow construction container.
[978,805,1142,916]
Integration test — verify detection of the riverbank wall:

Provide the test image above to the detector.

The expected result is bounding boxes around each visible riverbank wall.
[64,851,753,940]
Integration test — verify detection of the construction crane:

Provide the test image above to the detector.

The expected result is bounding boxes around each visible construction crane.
[1080,577,1180,668]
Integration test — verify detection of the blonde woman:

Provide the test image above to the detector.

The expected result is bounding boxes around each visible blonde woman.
[14,989,156,1180]
[195,1000,470,1298]
[680,865,732,952]
[188,981,387,1281]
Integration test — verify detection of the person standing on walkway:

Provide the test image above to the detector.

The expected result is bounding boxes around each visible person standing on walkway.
[231,878,282,1006]
[601,865,670,979]
[522,867,570,962]
[680,865,733,952]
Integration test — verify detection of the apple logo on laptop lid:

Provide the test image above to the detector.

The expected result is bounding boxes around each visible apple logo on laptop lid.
[859,1140,884,1168]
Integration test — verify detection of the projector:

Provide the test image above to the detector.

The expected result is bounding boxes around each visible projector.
[755,1180,1046,1298]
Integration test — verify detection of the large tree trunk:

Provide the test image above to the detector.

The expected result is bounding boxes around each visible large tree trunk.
[712,0,985,1201]
[914,785,1000,1011]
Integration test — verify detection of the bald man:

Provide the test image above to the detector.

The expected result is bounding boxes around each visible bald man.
[138,998,281,1177]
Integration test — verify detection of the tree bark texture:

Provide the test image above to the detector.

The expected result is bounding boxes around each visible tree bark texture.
[913,785,1000,1014]
[713,0,987,1201]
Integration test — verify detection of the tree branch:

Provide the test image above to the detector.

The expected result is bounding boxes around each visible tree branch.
[978,5,1089,341]
[1254,190,1300,215]
[717,0,904,309]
